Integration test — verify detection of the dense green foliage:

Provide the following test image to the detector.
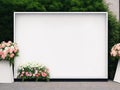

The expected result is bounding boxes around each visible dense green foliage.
[0,0,119,79]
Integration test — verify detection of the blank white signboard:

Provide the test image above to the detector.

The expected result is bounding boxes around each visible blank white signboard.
[14,12,108,79]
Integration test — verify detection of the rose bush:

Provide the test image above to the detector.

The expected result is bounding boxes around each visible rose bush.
[0,41,19,65]
[17,62,50,81]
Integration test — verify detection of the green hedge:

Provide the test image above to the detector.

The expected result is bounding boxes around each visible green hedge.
[0,0,119,79]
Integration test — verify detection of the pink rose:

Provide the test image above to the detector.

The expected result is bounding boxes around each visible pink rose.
[14,49,18,53]
[0,51,3,55]
[9,46,14,53]
[41,72,47,77]
[29,73,32,76]
[22,71,25,74]
[7,48,10,53]
[10,53,14,58]
[26,74,29,76]
[110,50,117,57]
[35,74,39,77]
[8,41,12,44]
[26,72,29,74]
[1,51,7,59]
[1,54,6,59]
[25,72,29,76]
[3,49,8,55]
[35,73,40,77]
[9,48,14,53]
[118,47,120,50]
[6,43,10,47]
[1,43,5,48]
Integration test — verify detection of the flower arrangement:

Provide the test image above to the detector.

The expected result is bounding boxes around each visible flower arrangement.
[110,43,120,57]
[0,41,19,65]
[17,62,50,81]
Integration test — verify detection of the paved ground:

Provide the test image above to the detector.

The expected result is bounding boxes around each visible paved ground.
[0,81,120,90]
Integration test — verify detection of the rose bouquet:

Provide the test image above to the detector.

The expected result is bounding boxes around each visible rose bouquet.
[17,62,50,81]
[0,41,19,65]
[110,43,120,57]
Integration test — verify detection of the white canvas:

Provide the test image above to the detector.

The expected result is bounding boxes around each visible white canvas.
[14,12,108,79]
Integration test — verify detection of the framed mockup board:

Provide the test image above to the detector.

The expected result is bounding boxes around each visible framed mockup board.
[14,12,108,79]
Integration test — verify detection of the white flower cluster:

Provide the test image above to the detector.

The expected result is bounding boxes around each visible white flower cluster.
[18,62,44,69]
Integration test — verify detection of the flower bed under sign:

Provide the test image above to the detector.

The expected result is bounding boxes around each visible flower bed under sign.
[17,62,50,81]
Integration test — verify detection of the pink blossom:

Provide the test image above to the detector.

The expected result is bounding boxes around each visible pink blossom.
[1,54,6,59]
[1,51,7,59]
[111,50,117,57]
[3,49,8,55]
[35,74,39,77]
[26,72,29,74]
[8,41,12,44]
[22,71,25,74]
[35,73,40,77]
[7,48,10,53]
[6,43,10,47]
[9,48,14,53]
[14,49,18,53]
[26,74,29,76]
[25,72,29,76]
[41,72,47,77]
[29,73,32,76]
[117,46,120,50]
[1,43,5,48]
[0,51,3,55]
[10,53,14,58]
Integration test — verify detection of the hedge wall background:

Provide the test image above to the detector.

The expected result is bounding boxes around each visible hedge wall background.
[0,0,119,79]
